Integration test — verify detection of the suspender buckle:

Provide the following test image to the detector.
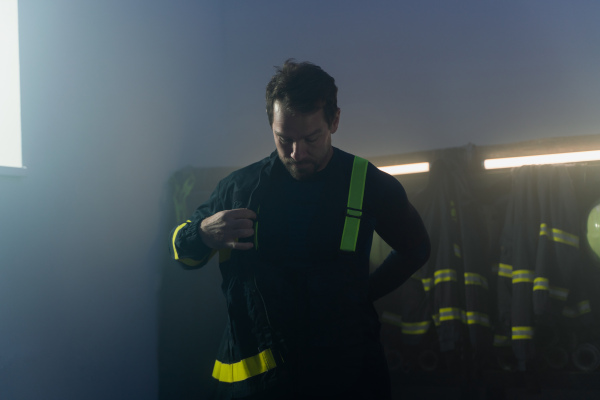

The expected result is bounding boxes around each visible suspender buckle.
[345,206,363,219]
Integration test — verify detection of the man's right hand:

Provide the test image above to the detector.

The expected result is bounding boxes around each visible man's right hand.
[199,208,257,250]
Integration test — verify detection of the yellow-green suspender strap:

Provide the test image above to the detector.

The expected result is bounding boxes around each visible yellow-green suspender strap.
[340,156,368,252]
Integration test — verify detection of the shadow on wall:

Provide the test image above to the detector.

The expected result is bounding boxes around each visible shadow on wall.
[159,166,236,400]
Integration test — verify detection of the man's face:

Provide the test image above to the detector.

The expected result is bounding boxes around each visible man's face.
[271,101,340,180]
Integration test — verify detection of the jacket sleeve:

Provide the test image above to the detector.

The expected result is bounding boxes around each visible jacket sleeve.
[367,166,431,301]
[168,180,225,269]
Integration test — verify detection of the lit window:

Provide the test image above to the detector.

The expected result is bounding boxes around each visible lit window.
[0,0,24,173]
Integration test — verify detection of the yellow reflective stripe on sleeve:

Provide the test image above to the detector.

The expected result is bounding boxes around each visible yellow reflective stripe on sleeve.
[453,243,462,258]
[212,349,277,383]
[450,200,457,222]
[435,308,488,327]
[381,312,432,335]
[512,269,534,284]
[540,223,580,249]
[340,156,368,252]
[381,311,402,327]
[464,273,489,289]
[493,334,511,347]
[434,269,457,285]
[533,277,569,300]
[171,221,190,260]
[512,326,534,340]
[171,221,203,266]
[402,321,431,335]
[563,300,592,318]
[533,277,549,291]
[422,278,432,292]
[579,300,592,315]
[466,311,490,327]
[550,286,569,301]
[498,263,513,278]
[438,307,467,323]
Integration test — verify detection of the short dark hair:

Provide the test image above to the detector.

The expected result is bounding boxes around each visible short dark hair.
[266,59,338,128]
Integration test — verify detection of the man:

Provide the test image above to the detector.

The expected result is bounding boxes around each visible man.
[169,60,430,399]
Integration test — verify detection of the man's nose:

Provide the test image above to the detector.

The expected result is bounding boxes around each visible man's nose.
[291,141,306,161]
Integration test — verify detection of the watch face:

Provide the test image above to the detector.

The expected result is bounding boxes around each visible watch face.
[587,203,600,262]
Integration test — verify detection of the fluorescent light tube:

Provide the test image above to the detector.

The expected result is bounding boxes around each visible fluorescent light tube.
[379,162,430,175]
[484,150,600,170]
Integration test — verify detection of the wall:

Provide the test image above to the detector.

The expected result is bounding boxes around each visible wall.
[214,0,600,167]
[0,1,225,399]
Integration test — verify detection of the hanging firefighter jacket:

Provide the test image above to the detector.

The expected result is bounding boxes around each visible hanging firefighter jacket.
[381,276,433,347]
[495,164,593,369]
[371,232,432,348]
[169,148,430,399]
[409,157,492,353]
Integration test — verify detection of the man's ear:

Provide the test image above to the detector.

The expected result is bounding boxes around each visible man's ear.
[330,108,341,134]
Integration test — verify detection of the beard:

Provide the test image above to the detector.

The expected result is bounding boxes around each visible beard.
[280,157,319,180]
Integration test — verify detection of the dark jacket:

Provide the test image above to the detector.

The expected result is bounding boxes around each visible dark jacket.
[497,165,592,369]
[170,148,430,398]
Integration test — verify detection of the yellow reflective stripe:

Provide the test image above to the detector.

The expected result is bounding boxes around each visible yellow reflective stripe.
[401,321,431,335]
[466,311,490,327]
[340,157,368,252]
[438,307,467,323]
[450,200,457,221]
[493,335,511,347]
[579,300,592,315]
[540,223,580,249]
[171,221,203,267]
[498,263,513,278]
[212,349,277,383]
[434,308,486,327]
[550,286,569,301]
[381,311,402,328]
[464,273,488,289]
[453,243,461,258]
[533,277,549,291]
[422,278,432,292]
[434,269,457,285]
[512,326,534,340]
[512,269,534,284]
[171,221,189,260]
[533,277,569,300]
[563,300,592,318]
[381,312,430,334]
[513,335,533,340]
